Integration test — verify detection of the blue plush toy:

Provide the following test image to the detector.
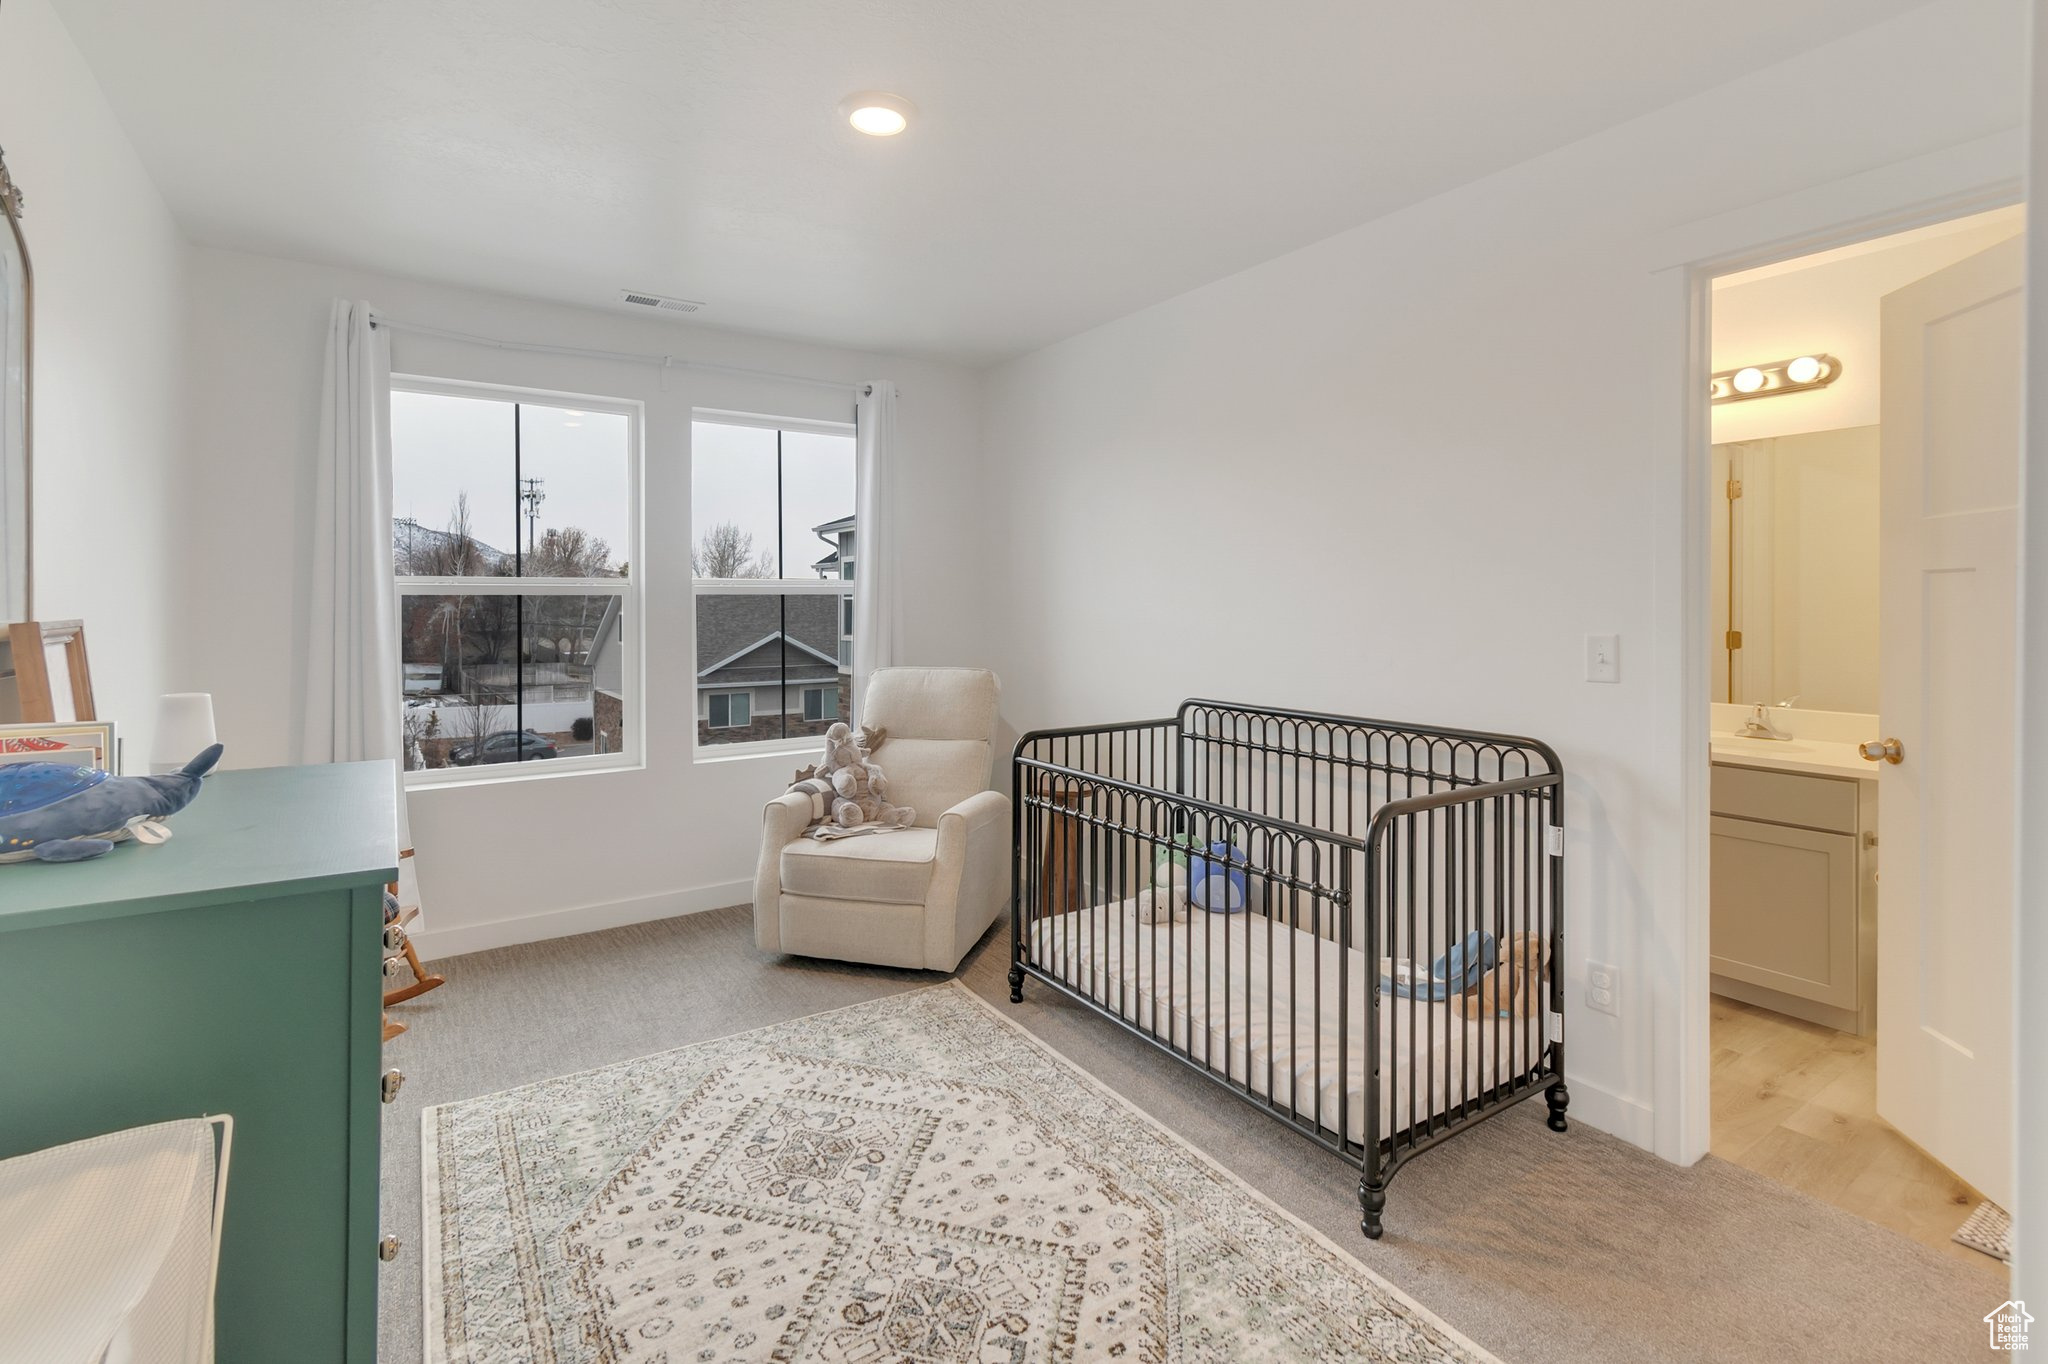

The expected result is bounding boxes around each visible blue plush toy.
[1186,840,1249,913]
[0,744,223,863]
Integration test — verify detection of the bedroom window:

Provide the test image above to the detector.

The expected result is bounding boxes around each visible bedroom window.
[392,378,641,783]
[691,411,853,753]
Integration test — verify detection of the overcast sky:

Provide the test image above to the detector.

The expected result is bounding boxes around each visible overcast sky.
[691,421,854,577]
[390,394,855,578]
[392,390,630,563]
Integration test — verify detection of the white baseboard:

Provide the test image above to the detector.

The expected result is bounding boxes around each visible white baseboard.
[1562,1074,1656,1150]
[409,879,752,960]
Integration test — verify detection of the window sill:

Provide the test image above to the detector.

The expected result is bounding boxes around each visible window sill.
[405,754,644,791]
[694,735,828,765]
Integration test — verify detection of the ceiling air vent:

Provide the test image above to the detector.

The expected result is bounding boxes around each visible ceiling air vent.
[617,289,703,314]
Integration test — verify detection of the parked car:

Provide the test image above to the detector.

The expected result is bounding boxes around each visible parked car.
[448,730,558,765]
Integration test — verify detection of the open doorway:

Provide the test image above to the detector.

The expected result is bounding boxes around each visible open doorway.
[1701,203,2023,1272]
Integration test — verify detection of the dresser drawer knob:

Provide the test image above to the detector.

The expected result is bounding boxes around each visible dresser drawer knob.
[378,1234,401,1262]
[382,955,403,978]
[381,1069,405,1103]
[383,923,408,951]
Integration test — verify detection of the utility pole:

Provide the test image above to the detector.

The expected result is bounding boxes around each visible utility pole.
[519,477,546,555]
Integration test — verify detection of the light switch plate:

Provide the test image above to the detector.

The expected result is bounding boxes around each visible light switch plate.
[1585,634,1620,683]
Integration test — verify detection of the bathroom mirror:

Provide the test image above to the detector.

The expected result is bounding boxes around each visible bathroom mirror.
[0,148,28,623]
[1710,426,1878,714]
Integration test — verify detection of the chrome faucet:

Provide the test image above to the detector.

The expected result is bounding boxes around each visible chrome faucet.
[1739,703,1791,741]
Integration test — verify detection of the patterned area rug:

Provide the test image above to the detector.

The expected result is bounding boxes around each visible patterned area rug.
[422,983,1496,1363]
[1953,1200,2012,1263]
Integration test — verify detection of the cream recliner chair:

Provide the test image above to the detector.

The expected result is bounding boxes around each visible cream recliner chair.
[754,667,1010,972]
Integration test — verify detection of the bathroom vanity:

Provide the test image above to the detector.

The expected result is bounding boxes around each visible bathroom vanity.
[1709,714,1879,1035]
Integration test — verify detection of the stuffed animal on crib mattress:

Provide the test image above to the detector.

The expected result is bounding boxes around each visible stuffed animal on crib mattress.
[0,744,224,863]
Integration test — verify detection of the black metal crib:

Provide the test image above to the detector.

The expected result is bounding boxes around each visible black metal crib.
[1008,701,1567,1239]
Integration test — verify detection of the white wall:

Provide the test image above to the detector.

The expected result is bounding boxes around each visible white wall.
[1709,207,2023,444]
[179,246,988,953]
[980,1,2026,1155]
[0,0,189,765]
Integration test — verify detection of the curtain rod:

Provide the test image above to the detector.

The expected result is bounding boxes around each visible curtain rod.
[366,312,870,396]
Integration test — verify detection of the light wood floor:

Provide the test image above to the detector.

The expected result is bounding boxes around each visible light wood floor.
[1710,994,2000,1269]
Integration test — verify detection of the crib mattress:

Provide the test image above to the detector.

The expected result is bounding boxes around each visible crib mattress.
[1028,900,1548,1144]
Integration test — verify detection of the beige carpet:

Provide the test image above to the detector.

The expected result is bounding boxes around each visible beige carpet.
[378,906,2006,1364]
[423,983,1494,1363]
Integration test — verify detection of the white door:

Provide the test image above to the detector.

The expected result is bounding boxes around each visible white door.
[1876,235,2022,1209]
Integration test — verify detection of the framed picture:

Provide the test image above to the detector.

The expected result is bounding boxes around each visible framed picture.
[0,718,117,773]
[0,619,94,723]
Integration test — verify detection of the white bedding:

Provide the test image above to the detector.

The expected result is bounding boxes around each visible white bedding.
[1029,899,1548,1142]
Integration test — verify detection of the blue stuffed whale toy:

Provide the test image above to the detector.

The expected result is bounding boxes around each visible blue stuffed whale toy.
[0,744,224,863]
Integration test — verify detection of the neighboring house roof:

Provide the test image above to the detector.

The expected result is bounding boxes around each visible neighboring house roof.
[698,636,840,689]
[693,593,840,686]
[810,513,854,577]
[583,583,843,698]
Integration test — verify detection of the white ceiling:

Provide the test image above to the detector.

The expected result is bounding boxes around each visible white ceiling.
[51,0,1927,363]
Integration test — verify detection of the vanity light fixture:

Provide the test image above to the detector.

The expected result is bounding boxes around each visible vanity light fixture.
[1710,353,1840,404]
[839,91,916,137]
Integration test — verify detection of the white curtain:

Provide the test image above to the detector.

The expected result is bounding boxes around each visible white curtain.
[852,381,899,720]
[303,299,401,769]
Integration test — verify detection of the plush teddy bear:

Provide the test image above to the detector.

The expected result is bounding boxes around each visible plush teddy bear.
[791,721,913,830]
[1134,860,1190,923]
[1452,931,1546,1021]
[829,747,914,828]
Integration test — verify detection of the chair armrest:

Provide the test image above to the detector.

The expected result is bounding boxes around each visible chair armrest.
[937,788,1010,837]
[762,790,814,848]
[754,791,815,954]
[926,790,1014,968]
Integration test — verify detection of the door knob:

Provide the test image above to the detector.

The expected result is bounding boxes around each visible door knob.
[378,1234,401,1262]
[1860,737,1903,764]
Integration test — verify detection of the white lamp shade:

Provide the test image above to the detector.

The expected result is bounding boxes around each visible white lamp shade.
[150,694,217,775]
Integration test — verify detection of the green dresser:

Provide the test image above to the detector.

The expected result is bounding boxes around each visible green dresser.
[0,761,398,1363]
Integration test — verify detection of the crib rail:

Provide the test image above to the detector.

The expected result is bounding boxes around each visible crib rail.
[1009,701,1566,1239]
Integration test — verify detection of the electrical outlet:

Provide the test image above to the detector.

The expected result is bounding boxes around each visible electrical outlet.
[1585,961,1620,1016]
[1585,634,1620,684]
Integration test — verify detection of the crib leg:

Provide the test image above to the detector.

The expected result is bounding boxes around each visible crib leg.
[1358,1179,1387,1240]
[1546,1080,1570,1133]
[1007,963,1025,1004]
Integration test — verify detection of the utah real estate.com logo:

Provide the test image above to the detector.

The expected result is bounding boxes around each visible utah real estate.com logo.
[1985,1300,2033,1352]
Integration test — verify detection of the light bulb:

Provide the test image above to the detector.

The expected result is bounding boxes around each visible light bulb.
[850,106,907,135]
[1732,367,1766,394]
[1785,355,1823,384]
[840,92,916,137]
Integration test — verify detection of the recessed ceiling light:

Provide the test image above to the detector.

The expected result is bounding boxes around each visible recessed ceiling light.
[839,91,915,137]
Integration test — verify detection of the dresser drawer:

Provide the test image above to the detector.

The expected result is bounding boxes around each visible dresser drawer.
[1710,764,1858,834]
